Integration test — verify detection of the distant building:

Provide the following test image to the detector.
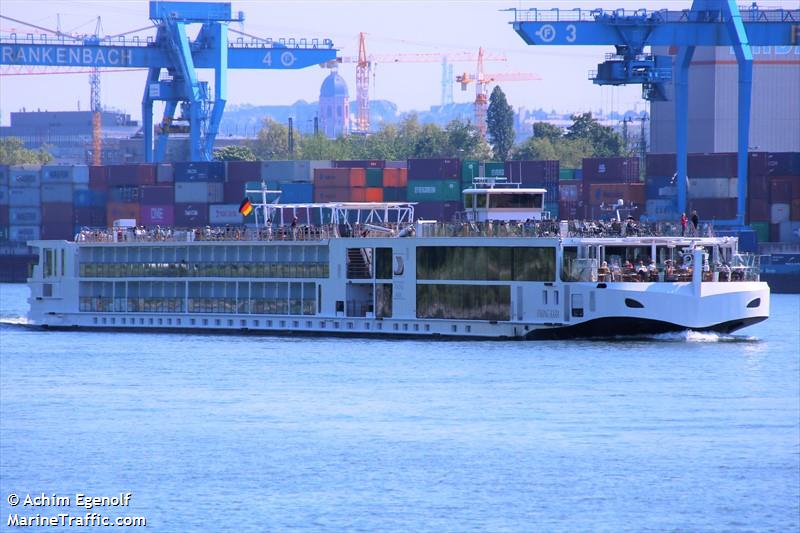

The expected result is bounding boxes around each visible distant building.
[650,45,800,153]
[0,110,139,164]
[318,71,350,138]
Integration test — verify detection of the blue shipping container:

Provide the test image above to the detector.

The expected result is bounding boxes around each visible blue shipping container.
[173,161,225,182]
[278,183,314,203]
[73,189,107,208]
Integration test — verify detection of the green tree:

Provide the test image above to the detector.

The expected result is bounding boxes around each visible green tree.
[532,122,563,143]
[0,137,53,165]
[444,120,492,161]
[212,145,256,161]
[249,118,290,160]
[486,86,515,161]
[412,123,448,158]
[565,112,623,158]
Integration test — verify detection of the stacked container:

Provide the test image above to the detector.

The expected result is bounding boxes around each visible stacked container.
[407,158,462,221]
[313,168,366,202]
[105,164,156,225]
[558,180,584,220]
[8,165,41,241]
[505,160,560,216]
[40,165,88,239]
[139,185,175,227]
[174,161,224,227]
[382,168,408,202]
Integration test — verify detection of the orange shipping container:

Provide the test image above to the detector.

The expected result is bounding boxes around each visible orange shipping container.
[382,168,408,188]
[313,187,350,203]
[349,187,367,202]
[365,188,384,202]
[106,202,139,224]
[348,168,366,188]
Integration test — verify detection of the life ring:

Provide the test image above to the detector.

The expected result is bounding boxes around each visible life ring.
[682,253,693,267]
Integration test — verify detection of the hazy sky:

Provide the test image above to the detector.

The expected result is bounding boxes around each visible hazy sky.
[1,0,796,126]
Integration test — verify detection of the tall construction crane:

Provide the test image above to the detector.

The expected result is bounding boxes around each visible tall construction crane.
[455,47,541,136]
[0,1,337,162]
[89,17,103,166]
[332,33,506,133]
[506,0,799,225]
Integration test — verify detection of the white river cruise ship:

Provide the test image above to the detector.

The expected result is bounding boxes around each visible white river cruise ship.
[26,182,769,339]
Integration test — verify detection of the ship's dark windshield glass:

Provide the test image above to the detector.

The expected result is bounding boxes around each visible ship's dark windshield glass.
[489,193,542,209]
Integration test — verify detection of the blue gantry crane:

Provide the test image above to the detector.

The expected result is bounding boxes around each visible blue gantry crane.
[0,1,337,162]
[508,0,799,225]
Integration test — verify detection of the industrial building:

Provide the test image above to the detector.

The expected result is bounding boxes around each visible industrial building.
[650,45,800,154]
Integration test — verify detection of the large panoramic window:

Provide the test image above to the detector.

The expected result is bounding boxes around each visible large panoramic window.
[416,284,510,321]
[417,247,555,282]
[489,193,542,209]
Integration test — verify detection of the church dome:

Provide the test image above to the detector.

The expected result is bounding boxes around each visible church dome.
[320,71,349,98]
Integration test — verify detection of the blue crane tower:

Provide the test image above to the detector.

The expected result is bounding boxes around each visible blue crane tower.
[507,0,799,225]
[0,1,338,162]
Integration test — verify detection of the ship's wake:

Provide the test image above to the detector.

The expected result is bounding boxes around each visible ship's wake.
[624,330,759,343]
[0,316,31,327]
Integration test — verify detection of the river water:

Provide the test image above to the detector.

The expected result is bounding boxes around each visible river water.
[1,283,798,532]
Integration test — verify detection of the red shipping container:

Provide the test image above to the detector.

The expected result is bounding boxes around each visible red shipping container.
[688,153,737,177]
[646,154,676,177]
[382,168,408,188]
[792,198,800,221]
[139,204,175,226]
[349,187,366,202]
[74,207,106,226]
[107,202,139,223]
[106,164,156,187]
[333,160,385,169]
[747,198,769,223]
[748,152,769,177]
[505,160,560,183]
[174,203,209,227]
[587,183,645,207]
[140,185,174,205]
[748,174,769,200]
[770,176,794,203]
[365,188,384,202]
[312,168,366,188]
[41,222,74,240]
[407,158,460,180]
[225,161,262,182]
[41,202,74,222]
[89,166,108,190]
[688,198,737,220]
[224,181,247,203]
[583,157,639,183]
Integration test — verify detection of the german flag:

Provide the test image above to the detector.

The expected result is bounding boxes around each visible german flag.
[239,197,253,216]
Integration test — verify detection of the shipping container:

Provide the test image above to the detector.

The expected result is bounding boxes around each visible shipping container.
[74,207,106,227]
[209,204,244,225]
[558,200,584,220]
[0,205,7,226]
[748,174,769,200]
[313,187,351,203]
[747,197,769,223]
[313,168,366,188]
[482,162,505,178]
[174,203,209,227]
[688,198,738,220]
[224,181,247,203]
[0,185,8,205]
[505,160,560,184]
[156,163,174,183]
[558,180,583,202]
[771,203,790,224]
[40,223,73,241]
[778,221,800,242]
[767,152,800,177]
[173,161,225,182]
[108,186,140,203]
[559,168,577,181]
[9,165,41,188]
[262,160,312,182]
[0,165,8,185]
[8,187,40,206]
[582,157,639,183]
[645,175,676,199]
[407,179,461,202]
[41,165,89,184]
[461,160,479,182]
[365,168,383,188]
[139,205,175,226]
[688,153,737,177]
[408,158,460,180]
[175,182,224,203]
[365,188,384,202]
[0,225,9,241]
[385,161,406,169]
[42,203,73,222]
[769,176,796,203]
[769,223,781,242]
[89,166,108,190]
[106,202,140,223]
[73,189,106,208]
[9,225,40,242]
[750,221,769,243]
[792,198,800,221]
[106,164,157,186]
[278,182,314,203]
[383,187,407,202]
[748,152,769,177]
[644,198,678,221]
[225,161,262,182]
[333,160,385,169]
[688,177,737,199]
[9,207,41,225]
[139,185,174,205]
[41,183,73,203]
[587,183,646,207]
[382,168,407,188]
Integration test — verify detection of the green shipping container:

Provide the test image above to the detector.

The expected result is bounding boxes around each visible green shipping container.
[751,221,769,243]
[461,160,479,182]
[366,168,383,188]
[483,162,505,178]
[545,202,560,219]
[559,168,577,181]
[407,179,461,202]
[383,187,407,202]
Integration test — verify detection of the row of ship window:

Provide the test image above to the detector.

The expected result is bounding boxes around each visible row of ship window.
[79,297,317,315]
[80,262,330,279]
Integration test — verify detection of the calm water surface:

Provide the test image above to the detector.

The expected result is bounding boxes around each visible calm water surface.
[1,283,798,532]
